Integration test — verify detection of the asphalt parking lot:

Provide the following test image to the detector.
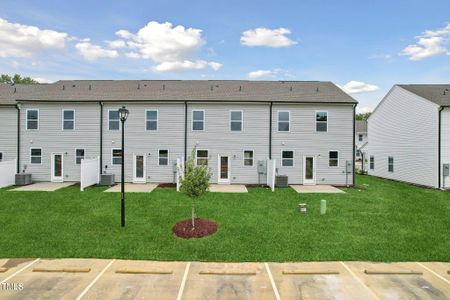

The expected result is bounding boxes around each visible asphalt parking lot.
[0,258,449,299]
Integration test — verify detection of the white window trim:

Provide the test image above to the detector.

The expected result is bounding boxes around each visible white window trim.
[195,149,209,166]
[315,110,328,133]
[243,149,254,167]
[281,150,295,167]
[108,109,120,131]
[111,148,122,166]
[158,149,169,166]
[277,110,291,132]
[328,150,339,167]
[230,110,243,132]
[145,109,158,131]
[62,109,76,131]
[29,147,43,165]
[26,108,39,130]
[75,148,86,165]
[192,109,205,132]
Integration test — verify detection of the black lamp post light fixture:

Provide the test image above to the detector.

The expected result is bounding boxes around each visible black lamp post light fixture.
[118,106,129,227]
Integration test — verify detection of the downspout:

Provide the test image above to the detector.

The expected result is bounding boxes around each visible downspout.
[184,101,187,162]
[438,106,443,189]
[16,103,21,173]
[352,104,356,186]
[99,102,103,174]
[269,102,273,159]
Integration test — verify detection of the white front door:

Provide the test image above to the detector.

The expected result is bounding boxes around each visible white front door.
[218,155,230,184]
[303,156,316,185]
[133,154,146,183]
[51,153,64,182]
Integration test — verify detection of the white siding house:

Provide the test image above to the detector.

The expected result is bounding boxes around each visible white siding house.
[368,84,450,188]
[0,80,357,186]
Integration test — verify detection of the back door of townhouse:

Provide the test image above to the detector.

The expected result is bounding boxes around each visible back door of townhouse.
[133,154,146,183]
[218,155,230,184]
[51,152,64,182]
[303,155,316,185]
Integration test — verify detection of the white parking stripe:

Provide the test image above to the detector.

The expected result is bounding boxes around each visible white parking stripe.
[340,262,381,300]
[416,262,450,284]
[0,258,40,284]
[76,259,115,300]
[176,262,191,300]
[264,263,281,300]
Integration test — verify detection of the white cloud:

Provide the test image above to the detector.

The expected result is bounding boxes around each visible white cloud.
[247,69,273,79]
[153,60,222,72]
[75,40,119,61]
[338,81,379,94]
[115,21,221,72]
[356,106,373,114]
[401,23,450,61]
[33,77,54,83]
[240,27,296,47]
[106,39,126,49]
[0,18,68,58]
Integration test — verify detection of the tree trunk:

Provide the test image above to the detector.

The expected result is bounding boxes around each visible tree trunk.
[191,199,196,229]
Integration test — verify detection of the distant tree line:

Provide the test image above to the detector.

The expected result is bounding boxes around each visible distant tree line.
[356,112,371,120]
[1,74,39,84]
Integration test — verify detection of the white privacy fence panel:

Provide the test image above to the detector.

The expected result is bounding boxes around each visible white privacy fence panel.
[266,158,276,192]
[0,159,16,188]
[176,157,185,192]
[80,156,100,191]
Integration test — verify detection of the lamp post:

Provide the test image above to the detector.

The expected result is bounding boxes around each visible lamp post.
[118,106,129,227]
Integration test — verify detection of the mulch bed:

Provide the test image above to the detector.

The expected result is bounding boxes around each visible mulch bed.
[158,183,176,188]
[172,218,218,239]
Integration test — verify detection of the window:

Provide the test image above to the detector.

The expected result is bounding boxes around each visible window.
[196,150,208,166]
[75,149,85,165]
[146,110,158,131]
[358,134,363,142]
[281,151,294,167]
[244,150,254,166]
[329,151,339,167]
[316,111,328,132]
[30,148,42,164]
[26,109,39,130]
[112,149,122,165]
[192,110,204,131]
[278,111,290,132]
[230,111,243,131]
[370,155,374,170]
[356,150,361,156]
[388,156,394,172]
[0,152,3,162]
[109,110,120,130]
[63,110,75,130]
[159,150,169,166]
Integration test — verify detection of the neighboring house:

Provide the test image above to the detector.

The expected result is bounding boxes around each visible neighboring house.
[0,80,357,186]
[0,84,18,167]
[355,120,368,159]
[368,84,450,189]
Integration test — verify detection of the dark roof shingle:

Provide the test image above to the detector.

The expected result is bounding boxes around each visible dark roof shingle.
[398,84,450,106]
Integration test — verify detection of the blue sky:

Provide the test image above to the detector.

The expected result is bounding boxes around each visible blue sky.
[0,0,449,112]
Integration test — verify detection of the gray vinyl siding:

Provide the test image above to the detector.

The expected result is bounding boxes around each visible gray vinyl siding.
[103,103,185,183]
[272,104,354,185]
[187,103,269,184]
[20,103,100,181]
[0,106,17,162]
[368,86,439,188]
[440,108,450,189]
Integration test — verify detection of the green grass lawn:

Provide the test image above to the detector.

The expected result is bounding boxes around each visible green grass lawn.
[0,175,449,262]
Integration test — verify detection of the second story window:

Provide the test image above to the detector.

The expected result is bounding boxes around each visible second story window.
[316,111,328,132]
[26,109,39,130]
[63,110,75,130]
[109,110,120,130]
[192,110,204,131]
[278,111,290,132]
[146,110,158,131]
[230,111,243,131]
[358,134,363,141]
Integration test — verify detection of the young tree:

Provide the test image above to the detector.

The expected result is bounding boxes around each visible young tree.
[180,148,212,229]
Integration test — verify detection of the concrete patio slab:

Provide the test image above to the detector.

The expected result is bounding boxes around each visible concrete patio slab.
[269,261,375,299]
[209,184,248,193]
[290,184,345,193]
[345,262,450,299]
[183,262,274,299]
[9,182,75,192]
[0,259,111,299]
[82,260,187,300]
[104,183,157,193]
